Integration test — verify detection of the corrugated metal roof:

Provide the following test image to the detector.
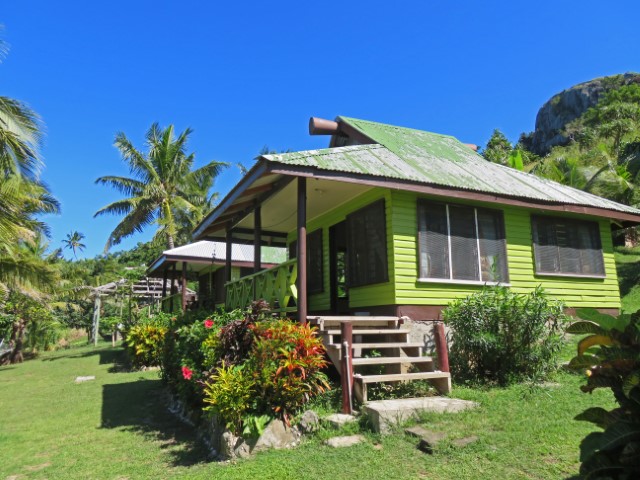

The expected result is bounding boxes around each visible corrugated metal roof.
[263,117,640,216]
[165,241,286,263]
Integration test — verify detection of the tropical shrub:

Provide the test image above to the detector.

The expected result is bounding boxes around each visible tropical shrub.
[203,365,256,434]
[163,303,329,433]
[161,308,244,409]
[443,286,567,385]
[248,320,329,424]
[125,322,168,368]
[1,292,63,363]
[567,309,640,479]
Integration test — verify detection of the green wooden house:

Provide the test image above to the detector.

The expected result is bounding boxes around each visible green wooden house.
[193,116,640,322]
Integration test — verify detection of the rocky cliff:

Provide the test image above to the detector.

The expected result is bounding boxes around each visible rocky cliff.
[526,73,640,155]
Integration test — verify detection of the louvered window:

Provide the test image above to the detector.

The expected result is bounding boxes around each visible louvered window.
[418,200,509,283]
[287,229,324,293]
[346,200,388,287]
[531,216,605,276]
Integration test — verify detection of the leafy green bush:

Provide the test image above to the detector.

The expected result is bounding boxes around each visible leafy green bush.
[164,303,329,432]
[125,322,168,368]
[443,286,567,385]
[248,320,329,423]
[203,365,256,434]
[567,309,640,479]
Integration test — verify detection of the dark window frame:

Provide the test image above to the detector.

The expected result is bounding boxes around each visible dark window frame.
[346,199,389,288]
[417,199,509,284]
[531,215,605,278]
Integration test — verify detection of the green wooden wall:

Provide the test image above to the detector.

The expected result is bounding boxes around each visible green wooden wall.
[285,187,621,312]
[287,187,396,311]
[390,190,620,310]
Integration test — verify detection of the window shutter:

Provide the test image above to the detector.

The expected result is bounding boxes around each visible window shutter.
[477,209,509,282]
[346,200,388,287]
[532,216,605,276]
[448,205,480,281]
[418,201,449,279]
[307,229,324,293]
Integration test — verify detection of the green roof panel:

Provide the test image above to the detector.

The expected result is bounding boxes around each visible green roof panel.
[263,117,640,216]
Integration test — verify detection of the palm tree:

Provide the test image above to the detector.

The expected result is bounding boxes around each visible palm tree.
[0,178,60,299]
[62,231,86,259]
[94,123,227,250]
[0,96,42,180]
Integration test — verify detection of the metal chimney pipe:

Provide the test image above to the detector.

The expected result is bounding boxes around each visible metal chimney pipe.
[309,117,339,135]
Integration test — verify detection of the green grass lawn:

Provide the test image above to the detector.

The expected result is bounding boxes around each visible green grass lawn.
[615,246,640,312]
[0,342,615,480]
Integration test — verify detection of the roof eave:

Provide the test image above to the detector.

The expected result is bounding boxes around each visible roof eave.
[193,160,270,239]
[265,162,640,225]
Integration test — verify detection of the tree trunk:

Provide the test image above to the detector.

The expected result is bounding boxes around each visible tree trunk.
[4,319,27,364]
[167,234,175,250]
[625,226,639,247]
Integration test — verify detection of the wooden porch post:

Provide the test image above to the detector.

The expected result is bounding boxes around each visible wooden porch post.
[297,177,308,324]
[225,225,232,306]
[225,225,232,282]
[161,268,168,297]
[181,261,187,312]
[170,263,177,312]
[161,268,168,312]
[254,205,262,274]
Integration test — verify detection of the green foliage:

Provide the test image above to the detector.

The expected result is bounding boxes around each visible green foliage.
[125,321,168,368]
[248,320,329,424]
[161,303,329,433]
[203,365,256,434]
[99,316,120,336]
[482,129,512,165]
[567,309,640,479]
[1,291,63,361]
[443,286,567,385]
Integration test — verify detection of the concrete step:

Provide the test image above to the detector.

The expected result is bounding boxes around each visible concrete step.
[352,356,433,366]
[363,397,478,433]
[355,371,450,383]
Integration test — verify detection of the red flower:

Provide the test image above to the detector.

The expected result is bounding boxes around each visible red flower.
[171,317,177,321]
[204,319,214,329]
[181,366,193,380]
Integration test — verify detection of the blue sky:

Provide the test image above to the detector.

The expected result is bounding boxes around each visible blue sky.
[2,1,639,259]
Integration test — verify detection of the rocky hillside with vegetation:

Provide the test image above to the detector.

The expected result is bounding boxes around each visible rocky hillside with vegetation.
[523,72,640,155]
[483,73,640,233]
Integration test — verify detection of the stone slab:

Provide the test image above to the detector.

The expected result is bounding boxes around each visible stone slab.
[324,413,357,428]
[417,430,447,453]
[363,397,478,434]
[74,376,95,383]
[325,435,365,448]
[452,435,479,448]
[404,425,434,438]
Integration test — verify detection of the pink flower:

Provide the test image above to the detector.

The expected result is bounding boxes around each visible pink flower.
[204,319,214,329]
[181,366,193,380]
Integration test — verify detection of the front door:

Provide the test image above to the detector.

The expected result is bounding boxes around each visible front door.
[329,221,349,314]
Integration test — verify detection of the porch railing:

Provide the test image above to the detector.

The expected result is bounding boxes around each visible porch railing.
[225,259,298,313]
